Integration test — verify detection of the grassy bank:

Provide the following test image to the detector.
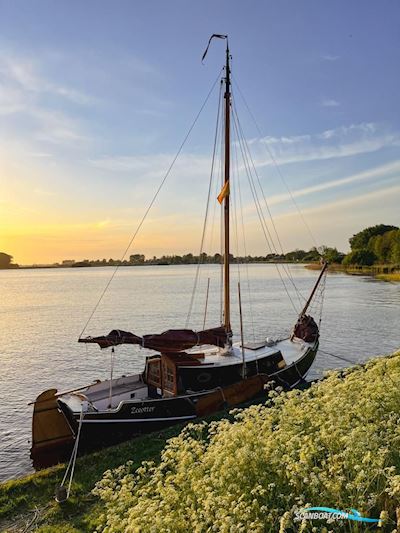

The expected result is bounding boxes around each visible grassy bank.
[2,352,400,532]
[0,428,183,532]
[0,405,256,532]
[306,262,400,281]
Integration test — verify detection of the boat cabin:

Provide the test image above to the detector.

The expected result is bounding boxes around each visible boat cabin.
[145,352,205,397]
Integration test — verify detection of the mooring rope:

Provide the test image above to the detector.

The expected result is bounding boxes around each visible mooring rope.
[55,407,85,502]
[318,348,359,365]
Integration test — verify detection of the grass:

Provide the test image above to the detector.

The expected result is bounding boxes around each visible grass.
[375,272,400,282]
[0,403,257,532]
[0,425,189,532]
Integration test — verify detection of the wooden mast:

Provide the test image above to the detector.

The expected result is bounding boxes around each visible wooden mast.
[223,40,231,333]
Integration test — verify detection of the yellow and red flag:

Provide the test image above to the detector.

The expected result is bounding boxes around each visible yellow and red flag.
[217,180,230,204]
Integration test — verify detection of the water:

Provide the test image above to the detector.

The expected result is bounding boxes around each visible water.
[0,264,399,482]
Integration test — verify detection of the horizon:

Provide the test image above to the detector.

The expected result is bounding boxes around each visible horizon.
[1,1,399,264]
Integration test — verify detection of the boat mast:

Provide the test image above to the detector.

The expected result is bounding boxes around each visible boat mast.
[223,40,231,332]
[299,261,329,317]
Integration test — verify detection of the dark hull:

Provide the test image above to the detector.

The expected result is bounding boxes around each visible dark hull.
[32,343,318,468]
[67,343,317,451]
[59,393,203,453]
[178,342,318,391]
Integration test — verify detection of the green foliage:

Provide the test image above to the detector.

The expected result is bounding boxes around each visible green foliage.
[94,352,400,532]
[302,247,321,262]
[344,226,400,266]
[342,249,377,266]
[368,229,400,264]
[349,224,398,251]
[284,249,308,261]
[319,246,345,264]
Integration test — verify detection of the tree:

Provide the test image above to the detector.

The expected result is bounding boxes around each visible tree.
[368,229,400,264]
[129,254,145,264]
[320,246,345,264]
[0,253,18,269]
[349,224,398,250]
[0,253,12,268]
[342,250,377,266]
[303,247,321,262]
[284,249,308,262]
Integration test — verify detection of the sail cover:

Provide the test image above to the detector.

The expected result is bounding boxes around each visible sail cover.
[79,326,228,352]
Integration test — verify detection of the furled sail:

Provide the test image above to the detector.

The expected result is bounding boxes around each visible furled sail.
[79,326,228,352]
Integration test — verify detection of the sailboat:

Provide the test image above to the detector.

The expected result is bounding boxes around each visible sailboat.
[30,36,328,469]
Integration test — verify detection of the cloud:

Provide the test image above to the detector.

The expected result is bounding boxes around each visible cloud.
[264,182,400,252]
[31,108,89,144]
[321,99,340,107]
[89,153,211,181]
[0,50,94,145]
[285,182,400,219]
[266,160,400,206]
[245,122,399,167]
[0,53,93,105]
[321,55,340,61]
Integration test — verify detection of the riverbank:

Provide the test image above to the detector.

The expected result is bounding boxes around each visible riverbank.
[1,351,400,532]
[306,262,400,281]
[0,402,263,532]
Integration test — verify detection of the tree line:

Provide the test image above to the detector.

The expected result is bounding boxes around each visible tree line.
[2,224,398,269]
[343,224,400,266]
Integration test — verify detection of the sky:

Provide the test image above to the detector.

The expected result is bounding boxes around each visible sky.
[0,0,399,264]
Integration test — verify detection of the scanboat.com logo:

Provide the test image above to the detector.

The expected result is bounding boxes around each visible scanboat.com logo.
[295,507,380,524]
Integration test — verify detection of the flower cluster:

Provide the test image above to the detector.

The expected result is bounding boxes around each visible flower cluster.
[93,351,400,532]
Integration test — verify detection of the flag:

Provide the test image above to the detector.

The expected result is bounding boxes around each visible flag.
[217,181,230,204]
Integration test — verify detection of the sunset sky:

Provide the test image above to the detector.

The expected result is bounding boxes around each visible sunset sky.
[1,0,399,264]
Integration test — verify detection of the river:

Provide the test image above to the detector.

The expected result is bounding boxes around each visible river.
[0,264,399,482]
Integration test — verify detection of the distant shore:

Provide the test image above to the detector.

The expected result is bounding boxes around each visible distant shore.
[2,262,400,281]
[2,260,310,270]
[305,262,400,281]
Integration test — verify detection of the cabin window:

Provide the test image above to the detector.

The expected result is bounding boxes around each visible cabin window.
[147,358,162,388]
[162,357,177,396]
[164,366,174,389]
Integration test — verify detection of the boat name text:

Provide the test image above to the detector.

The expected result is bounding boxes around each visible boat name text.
[131,406,155,414]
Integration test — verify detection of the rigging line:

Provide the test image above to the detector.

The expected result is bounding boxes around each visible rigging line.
[232,100,305,311]
[228,55,243,290]
[236,147,256,342]
[232,94,304,305]
[204,88,224,291]
[231,94,304,308]
[232,119,256,341]
[230,126,241,280]
[231,107,299,314]
[318,349,360,366]
[231,109,299,314]
[186,79,224,328]
[231,104,281,258]
[219,99,225,324]
[79,69,223,339]
[232,76,319,249]
[230,136,243,313]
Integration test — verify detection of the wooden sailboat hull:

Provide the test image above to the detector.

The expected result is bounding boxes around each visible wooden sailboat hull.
[30,342,317,468]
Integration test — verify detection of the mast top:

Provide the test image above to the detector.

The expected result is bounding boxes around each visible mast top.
[201,34,229,63]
